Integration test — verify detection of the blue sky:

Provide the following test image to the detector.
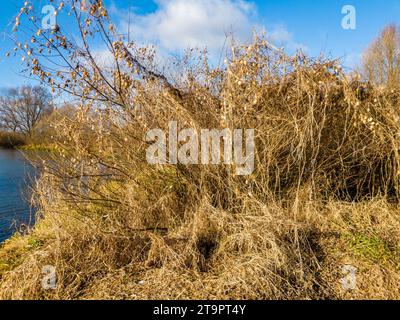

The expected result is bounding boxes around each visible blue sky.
[1,0,400,88]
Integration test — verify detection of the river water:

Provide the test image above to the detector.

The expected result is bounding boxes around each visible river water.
[0,149,36,243]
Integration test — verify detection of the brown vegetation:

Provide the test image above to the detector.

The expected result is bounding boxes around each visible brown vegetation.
[0,0,399,300]
[362,24,400,88]
[1,40,400,299]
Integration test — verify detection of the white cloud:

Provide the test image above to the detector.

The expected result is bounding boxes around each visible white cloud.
[109,0,307,61]
[121,0,256,56]
[267,25,309,53]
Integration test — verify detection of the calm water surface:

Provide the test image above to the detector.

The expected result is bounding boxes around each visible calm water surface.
[0,149,36,243]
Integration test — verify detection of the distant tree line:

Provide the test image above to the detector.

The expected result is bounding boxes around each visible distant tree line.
[362,24,400,89]
[0,85,53,138]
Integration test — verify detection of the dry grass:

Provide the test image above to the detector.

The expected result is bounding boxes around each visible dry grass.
[1,37,400,300]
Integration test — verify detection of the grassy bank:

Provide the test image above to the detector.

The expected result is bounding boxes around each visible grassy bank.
[0,132,25,149]
[0,38,400,300]
[18,144,57,153]
[0,132,56,152]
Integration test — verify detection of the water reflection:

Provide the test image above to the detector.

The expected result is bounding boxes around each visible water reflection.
[0,149,36,243]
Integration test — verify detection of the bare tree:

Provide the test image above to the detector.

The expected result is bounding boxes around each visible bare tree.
[8,0,182,110]
[0,86,53,137]
[362,24,400,88]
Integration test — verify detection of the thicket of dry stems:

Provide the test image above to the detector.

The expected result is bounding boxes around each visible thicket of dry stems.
[0,0,399,300]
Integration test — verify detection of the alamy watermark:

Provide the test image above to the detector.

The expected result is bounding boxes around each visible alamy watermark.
[41,265,57,290]
[341,264,357,290]
[341,5,356,30]
[41,5,57,30]
[146,121,255,176]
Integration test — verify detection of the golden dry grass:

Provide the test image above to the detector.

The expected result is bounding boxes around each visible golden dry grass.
[0,37,400,300]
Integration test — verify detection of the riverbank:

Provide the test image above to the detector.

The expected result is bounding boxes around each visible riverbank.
[0,139,56,155]
[0,129,56,152]
[18,144,57,153]
[0,132,25,149]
